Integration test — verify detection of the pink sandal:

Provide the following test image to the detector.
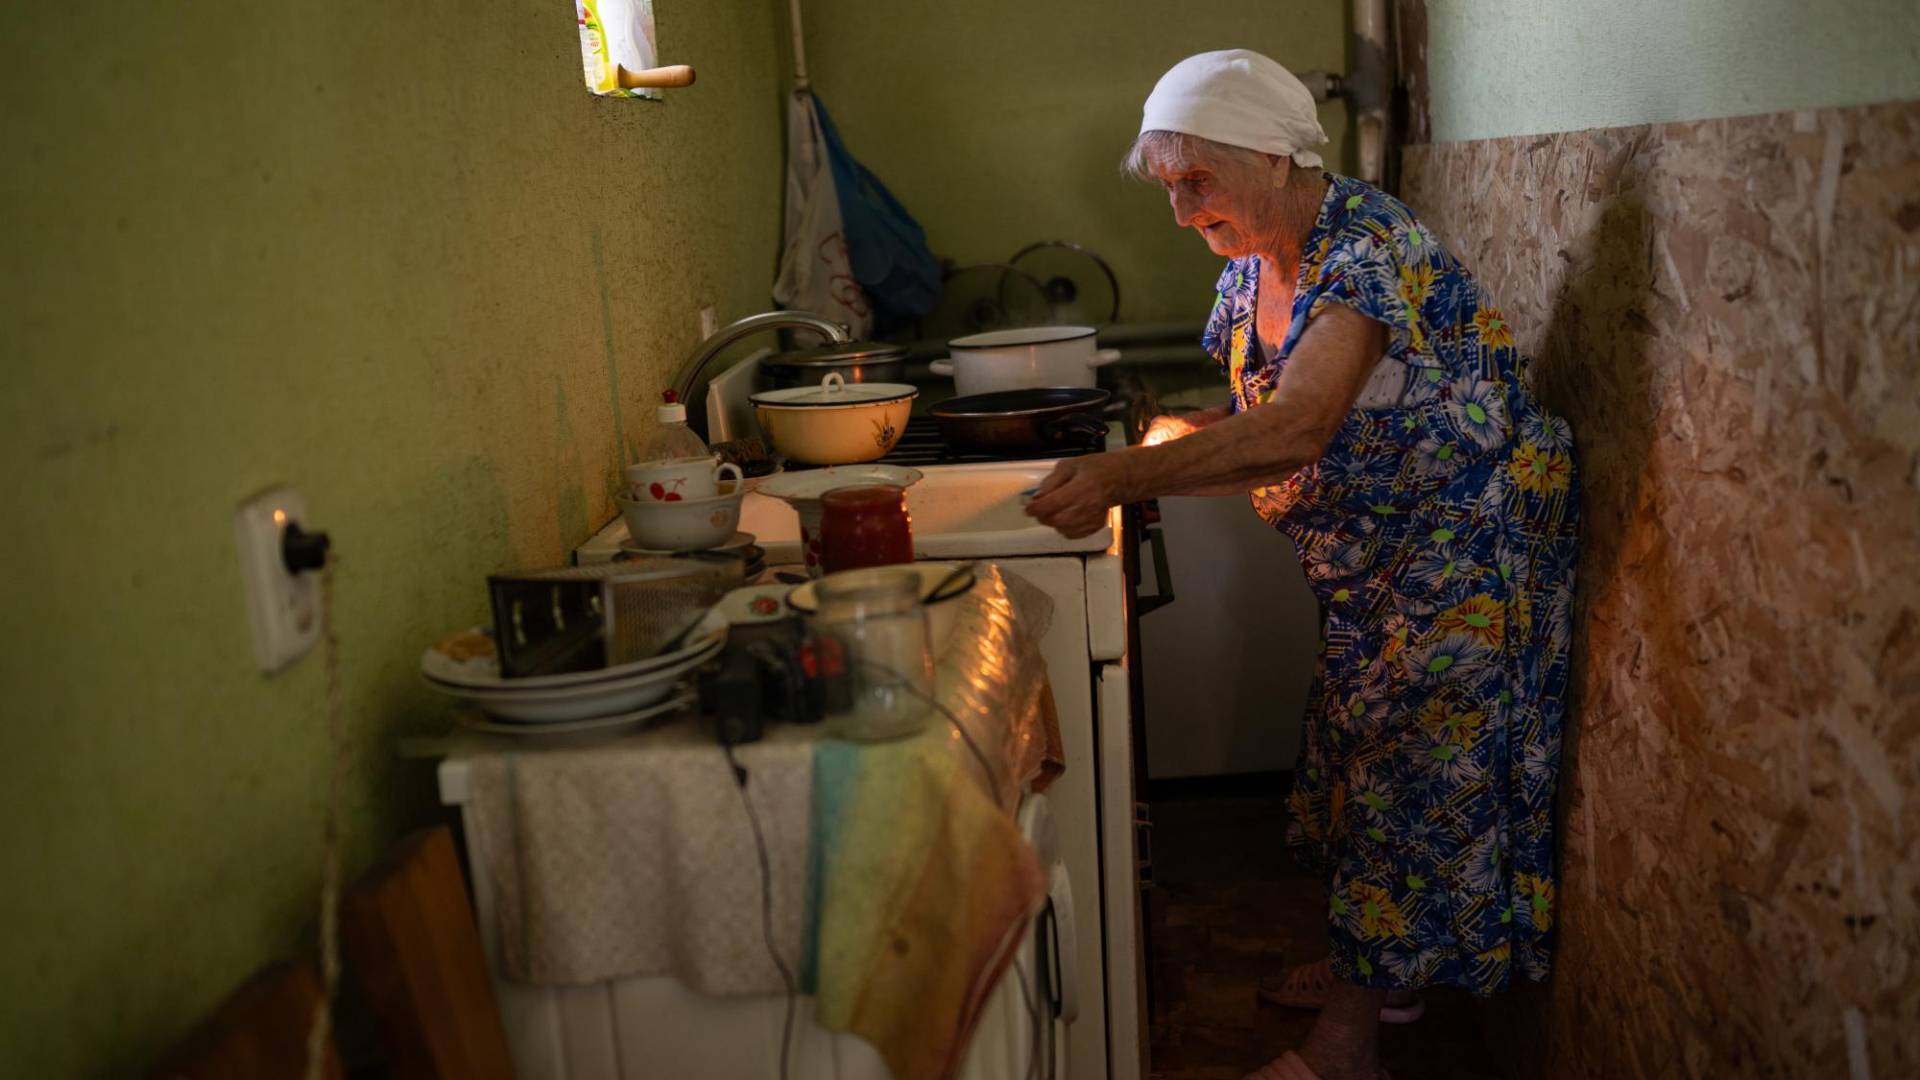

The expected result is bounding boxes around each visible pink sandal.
[1244,1050,1394,1080]
[1256,959,1426,1024]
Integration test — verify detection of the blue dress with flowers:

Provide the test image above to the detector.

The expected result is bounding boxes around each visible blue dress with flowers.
[1201,173,1578,995]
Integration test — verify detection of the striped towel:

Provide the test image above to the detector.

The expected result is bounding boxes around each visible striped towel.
[803,564,1062,1080]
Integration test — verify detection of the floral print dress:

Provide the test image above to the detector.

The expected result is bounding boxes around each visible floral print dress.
[1201,172,1578,995]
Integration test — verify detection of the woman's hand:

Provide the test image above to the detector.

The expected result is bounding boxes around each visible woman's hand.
[1024,453,1137,539]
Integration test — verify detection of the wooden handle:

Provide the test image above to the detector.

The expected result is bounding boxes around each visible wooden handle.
[617,64,696,90]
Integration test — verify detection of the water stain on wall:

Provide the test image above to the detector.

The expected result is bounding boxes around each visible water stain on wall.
[1404,101,1920,1079]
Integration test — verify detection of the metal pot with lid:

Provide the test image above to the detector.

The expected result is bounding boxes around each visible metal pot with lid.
[928,325,1122,396]
[759,341,909,390]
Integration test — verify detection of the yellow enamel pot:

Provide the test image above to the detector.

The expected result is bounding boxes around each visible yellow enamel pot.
[750,372,918,465]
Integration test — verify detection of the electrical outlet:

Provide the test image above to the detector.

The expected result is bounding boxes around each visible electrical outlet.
[698,305,719,339]
[234,486,321,673]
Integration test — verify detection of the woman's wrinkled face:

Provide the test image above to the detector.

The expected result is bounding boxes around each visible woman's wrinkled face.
[1152,153,1287,258]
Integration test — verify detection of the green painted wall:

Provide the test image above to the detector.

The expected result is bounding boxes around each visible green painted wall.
[1426,0,1920,142]
[0,1,785,1072]
[804,0,1353,326]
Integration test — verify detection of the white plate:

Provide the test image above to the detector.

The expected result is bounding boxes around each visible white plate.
[434,634,723,703]
[714,582,799,625]
[427,638,721,723]
[455,694,695,735]
[754,464,924,503]
[420,610,725,691]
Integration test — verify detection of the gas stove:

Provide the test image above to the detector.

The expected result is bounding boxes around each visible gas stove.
[581,362,1161,1080]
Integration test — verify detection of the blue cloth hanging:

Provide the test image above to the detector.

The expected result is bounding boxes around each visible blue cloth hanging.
[812,96,942,327]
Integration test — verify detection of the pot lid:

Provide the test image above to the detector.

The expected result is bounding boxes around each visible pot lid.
[750,371,918,407]
[761,340,908,369]
[949,325,1096,349]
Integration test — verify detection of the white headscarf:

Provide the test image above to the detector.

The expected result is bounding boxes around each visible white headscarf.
[1139,49,1328,168]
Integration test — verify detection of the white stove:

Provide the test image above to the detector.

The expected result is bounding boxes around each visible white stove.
[573,458,1148,1080]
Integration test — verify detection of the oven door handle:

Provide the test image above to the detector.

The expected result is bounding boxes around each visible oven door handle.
[1138,514,1174,615]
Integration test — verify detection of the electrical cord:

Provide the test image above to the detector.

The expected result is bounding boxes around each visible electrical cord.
[848,658,1005,808]
[721,742,796,1080]
[846,658,1050,1077]
[305,558,347,1080]
[1010,956,1041,1080]
[844,658,1056,1076]
[714,655,1028,1080]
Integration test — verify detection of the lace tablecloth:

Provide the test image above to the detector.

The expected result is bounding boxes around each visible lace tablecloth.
[454,564,1063,1005]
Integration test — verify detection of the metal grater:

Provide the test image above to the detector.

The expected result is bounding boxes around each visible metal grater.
[602,566,736,665]
[486,557,739,678]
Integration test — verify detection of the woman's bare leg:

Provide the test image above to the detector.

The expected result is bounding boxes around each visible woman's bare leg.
[1297,978,1384,1079]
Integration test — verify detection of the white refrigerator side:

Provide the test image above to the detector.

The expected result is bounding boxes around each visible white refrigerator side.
[1140,495,1319,777]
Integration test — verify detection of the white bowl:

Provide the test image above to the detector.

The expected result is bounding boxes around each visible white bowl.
[617,488,744,551]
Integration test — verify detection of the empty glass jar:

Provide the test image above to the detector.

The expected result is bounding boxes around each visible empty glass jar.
[807,566,933,741]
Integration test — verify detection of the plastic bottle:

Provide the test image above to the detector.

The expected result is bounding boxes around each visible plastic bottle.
[639,390,711,463]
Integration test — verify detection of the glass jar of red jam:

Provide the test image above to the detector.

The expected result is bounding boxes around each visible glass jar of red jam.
[818,485,914,573]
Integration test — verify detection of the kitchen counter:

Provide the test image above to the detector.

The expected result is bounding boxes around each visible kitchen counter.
[416,564,1072,1080]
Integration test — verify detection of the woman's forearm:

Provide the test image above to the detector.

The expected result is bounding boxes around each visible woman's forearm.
[1184,403,1234,429]
[1120,306,1384,501]
[1122,401,1331,499]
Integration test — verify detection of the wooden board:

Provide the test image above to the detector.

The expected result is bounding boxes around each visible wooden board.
[1403,100,1920,1079]
[341,826,513,1080]
[151,959,342,1080]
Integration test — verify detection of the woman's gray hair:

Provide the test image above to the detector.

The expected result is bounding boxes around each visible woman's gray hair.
[1122,129,1277,180]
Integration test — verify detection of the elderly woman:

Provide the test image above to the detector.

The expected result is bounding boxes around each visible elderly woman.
[1026,50,1579,1080]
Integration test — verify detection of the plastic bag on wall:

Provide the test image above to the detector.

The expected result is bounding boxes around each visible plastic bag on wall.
[773,92,873,338]
[577,0,659,99]
[814,98,941,332]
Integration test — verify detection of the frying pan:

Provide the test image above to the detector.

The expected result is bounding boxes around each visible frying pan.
[929,387,1111,455]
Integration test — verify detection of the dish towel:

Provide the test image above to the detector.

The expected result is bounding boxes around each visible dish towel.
[462,721,815,992]
[804,565,1060,1080]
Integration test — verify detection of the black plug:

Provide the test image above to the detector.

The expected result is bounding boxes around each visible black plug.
[282,522,331,573]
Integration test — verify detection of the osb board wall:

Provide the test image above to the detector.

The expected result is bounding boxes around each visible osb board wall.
[1403,103,1920,1078]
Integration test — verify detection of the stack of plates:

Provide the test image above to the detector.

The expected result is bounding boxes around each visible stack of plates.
[421,609,727,724]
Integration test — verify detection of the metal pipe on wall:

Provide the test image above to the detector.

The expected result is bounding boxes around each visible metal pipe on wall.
[787,0,809,90]
[1350,0,1391,184]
